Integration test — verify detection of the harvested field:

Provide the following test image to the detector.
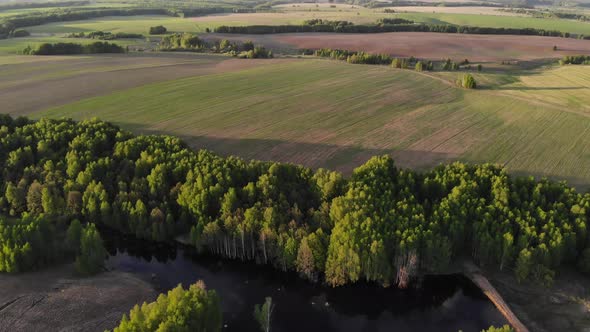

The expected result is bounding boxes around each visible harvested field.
[0,264,157,332]
[0,54,290,115]
[206,32,590,61]
[24,59,590,188]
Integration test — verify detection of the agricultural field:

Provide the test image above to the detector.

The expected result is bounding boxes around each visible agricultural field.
[13,4,590,36]
[23,15,201,35]
[0,53,287,114]
[379,6,525,16]
[205,32,590,61]
[394,12,590,34]
[2,1,590,330]
[2,57,586,188]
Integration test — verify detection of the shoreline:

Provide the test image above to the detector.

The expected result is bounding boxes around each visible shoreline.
[463,261,529,332]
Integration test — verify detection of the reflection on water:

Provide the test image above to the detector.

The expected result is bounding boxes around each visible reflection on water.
[102,228,508,332]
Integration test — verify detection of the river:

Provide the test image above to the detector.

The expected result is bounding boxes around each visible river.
[101,228,508,332]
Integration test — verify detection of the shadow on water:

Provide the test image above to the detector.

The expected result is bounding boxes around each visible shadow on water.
[101,227,508,332]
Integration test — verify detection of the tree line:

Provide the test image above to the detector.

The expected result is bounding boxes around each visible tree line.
[214,22,568,38]
[367,0,509,8]
[559,55,590,65]
[312,48,479,77]
[159,33,273,58]
[21,41,125,55]
[67,31,143,40]
[0,115,588,287]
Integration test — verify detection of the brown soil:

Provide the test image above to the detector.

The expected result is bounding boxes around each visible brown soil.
[207,32,590,61]
[0,265,157,332]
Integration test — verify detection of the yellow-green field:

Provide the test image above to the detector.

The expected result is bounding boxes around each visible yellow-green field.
[3,55,587,187]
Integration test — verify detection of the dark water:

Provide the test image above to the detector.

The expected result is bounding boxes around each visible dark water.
[101,229,508,332]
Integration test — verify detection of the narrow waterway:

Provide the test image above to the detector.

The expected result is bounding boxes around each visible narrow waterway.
[102,229,508,332]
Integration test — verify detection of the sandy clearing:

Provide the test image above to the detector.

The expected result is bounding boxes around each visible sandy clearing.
[0,265,157,332]
[207,32,590,61]
[0,54,289,116]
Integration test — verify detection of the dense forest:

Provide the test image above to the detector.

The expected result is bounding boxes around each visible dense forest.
[0,115,589,288]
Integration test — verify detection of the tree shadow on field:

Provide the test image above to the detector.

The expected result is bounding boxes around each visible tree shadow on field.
[113,121,590,190]
[115,121,457,175]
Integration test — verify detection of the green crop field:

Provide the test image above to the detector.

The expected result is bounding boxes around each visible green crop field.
[394,12,590,35]
[21,58,590,188]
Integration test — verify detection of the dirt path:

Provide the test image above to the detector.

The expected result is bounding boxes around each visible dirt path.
[0,264,157,332]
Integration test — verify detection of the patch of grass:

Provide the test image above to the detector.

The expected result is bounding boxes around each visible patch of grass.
[29,59,590,187]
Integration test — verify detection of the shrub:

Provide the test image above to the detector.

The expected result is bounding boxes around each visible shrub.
[458,73,477,89]
[149,25,167,35]
[415,61,424,72]
[159,33,203,50]
[239,45,273,59]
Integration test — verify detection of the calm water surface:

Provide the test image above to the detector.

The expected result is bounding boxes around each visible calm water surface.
[102,229,508,332]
